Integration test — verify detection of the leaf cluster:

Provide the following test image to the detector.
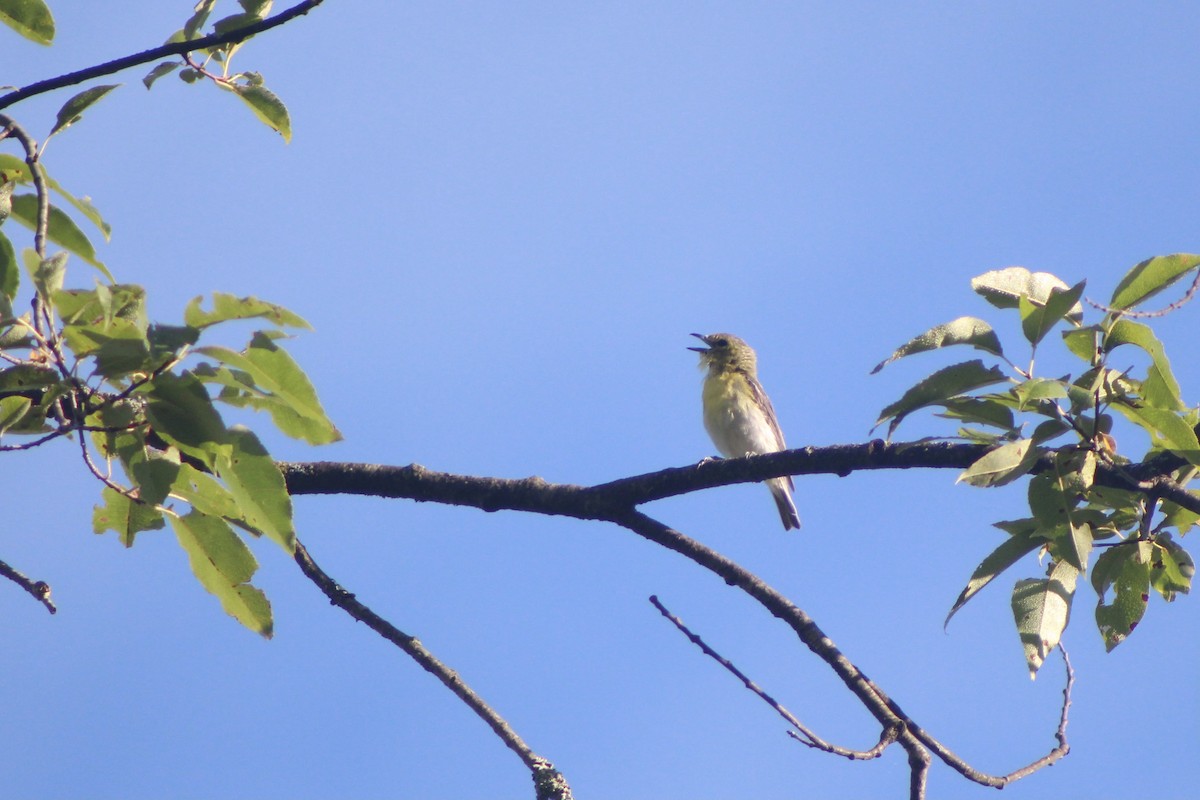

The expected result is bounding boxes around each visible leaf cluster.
[874,258,1199,675]
[0,155,338,637]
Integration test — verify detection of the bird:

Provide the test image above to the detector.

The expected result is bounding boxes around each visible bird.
[689,332,801,530]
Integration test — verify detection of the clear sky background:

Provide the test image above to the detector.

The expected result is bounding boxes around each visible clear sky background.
[2,3,1198,798]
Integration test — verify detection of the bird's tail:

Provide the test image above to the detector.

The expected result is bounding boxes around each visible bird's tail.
[767,477,801,531]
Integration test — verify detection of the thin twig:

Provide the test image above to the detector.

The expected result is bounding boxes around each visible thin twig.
[0,0,328,112]
[1086,268,1200,317]
[292,539,573,800]
[650,594,898,759]
[0,558,56,614]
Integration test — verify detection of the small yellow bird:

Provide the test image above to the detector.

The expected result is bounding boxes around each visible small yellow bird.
[689,332,801,530]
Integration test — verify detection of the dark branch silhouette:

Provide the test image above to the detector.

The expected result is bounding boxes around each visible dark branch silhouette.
[0,0,327,112]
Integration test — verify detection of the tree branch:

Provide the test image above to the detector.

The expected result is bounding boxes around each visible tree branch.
[650,594,900,760]
[0,0,328,112]
[0,557,56,614]
[292,539,572,800]
[280,440,1200,517]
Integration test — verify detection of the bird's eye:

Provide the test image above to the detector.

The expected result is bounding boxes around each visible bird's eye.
[714,338,729,347]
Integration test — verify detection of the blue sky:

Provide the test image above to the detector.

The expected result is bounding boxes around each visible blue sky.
[2,2,1198,798]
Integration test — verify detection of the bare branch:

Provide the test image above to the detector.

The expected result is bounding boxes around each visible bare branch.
[0,0,328,112]
[292,539,573,800]
[279,440,1200,518]
[650,594,899,760]
[0,558,56,614]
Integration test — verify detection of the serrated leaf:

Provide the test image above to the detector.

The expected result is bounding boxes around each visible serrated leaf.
[139,371,229,469]
[1020,280,1086,346]
[972,267,1081,320]
[945,526,1043,628]
[216,426,295,551]
[871,316,1003,374]
[184,293,310,330]
[1093,540,1151,651]
[0,394,31,434]
[143,62,181,90]
[957,438,1039,488]
[1103,319,1183,411]
[92,486,165,547]
[1012,560,1078,678]
[1111,403,1200,466]
[1110,253,1200,311]
[874,360,1009,436]
[228,83,291,143]
[170,510,272,637]
[9,194,112,279]
[196,331,340,445]
[48,84,121,138]
[0,0,55,45]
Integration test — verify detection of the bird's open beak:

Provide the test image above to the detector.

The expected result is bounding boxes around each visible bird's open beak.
[687,332,710,353]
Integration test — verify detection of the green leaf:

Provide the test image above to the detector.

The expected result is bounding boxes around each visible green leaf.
[871,316,1003,374]
[48,84,122,138]
[63,317,152,378]
[874,360,1009,436]
[183,0,218,39]
[239,0,273,16]
[1102,319,1183,411]
[9,194,112,279]
[1019,280,1086,346]
[196,331,340,445]
[945,525,1044,628]
[0,171,12,226]
[1062,326,1099,364]
[170,463,244,521]
[29,250,66,299]
[1012,560,1078,678]
[0,394,31,434]
[170,510,273,637]
[1109,253,1200,311]
[228,83,291,143]
[43,172,112,241]
[139,372,229,469]
[1111,403,1200,466]
[92,487,165,547]
[129,451,181,507]
[1011,377,1068,410]
[212,11,259,35]
[0,0,55,45]
[935,397,1015,431]
[216,426,295,551]
[972,267,1082,320]
[957,438,1039,488]
[143,61,180,89]
[1093,540,1152,651]
[184,293,310,330]
[0,231,18,300]
[1149,533,1193,602]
